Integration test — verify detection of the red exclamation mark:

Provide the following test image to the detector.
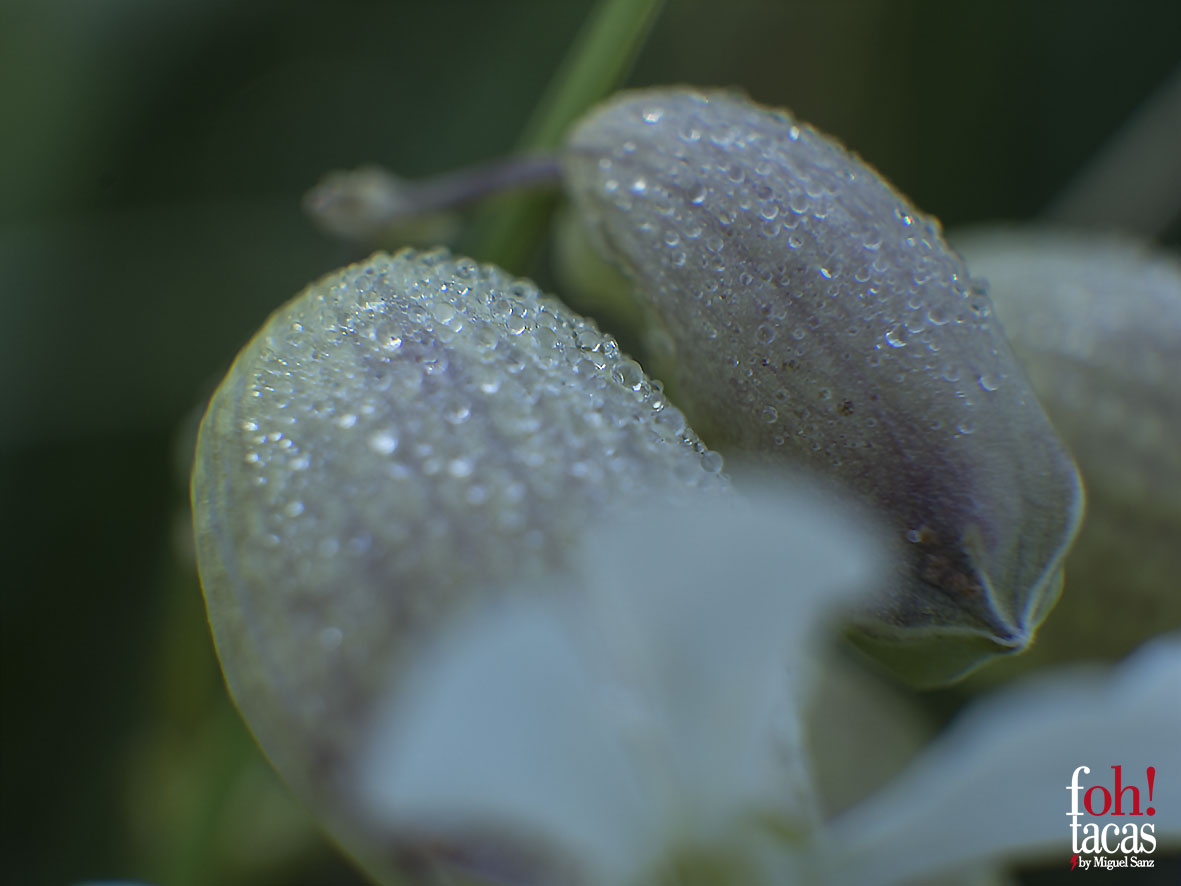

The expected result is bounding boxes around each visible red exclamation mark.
[1146,766,1156,816]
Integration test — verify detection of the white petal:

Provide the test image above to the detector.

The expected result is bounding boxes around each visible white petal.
[829,635,1181,884]
[355,478,884,883]
[355,592,657,882]
[575,480,884,845]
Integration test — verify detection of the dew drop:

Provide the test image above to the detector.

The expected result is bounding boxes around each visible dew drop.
[925,305,950,327]
[611,359,645,390]
[369,431,398,455]
[448,457,475,478]
[445,403,471,424]
[700,450,724,473]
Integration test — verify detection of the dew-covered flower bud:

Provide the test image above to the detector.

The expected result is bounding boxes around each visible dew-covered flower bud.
[190,248,724,880]
[562,88,1083,684]
[955,228,1181,668]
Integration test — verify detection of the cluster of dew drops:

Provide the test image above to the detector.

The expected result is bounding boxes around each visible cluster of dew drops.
[579,90,1011,454]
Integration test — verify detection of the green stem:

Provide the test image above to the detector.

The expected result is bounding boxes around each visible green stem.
[467,0,666,270]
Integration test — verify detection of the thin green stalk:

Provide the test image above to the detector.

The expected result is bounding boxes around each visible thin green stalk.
[468,0,666,270]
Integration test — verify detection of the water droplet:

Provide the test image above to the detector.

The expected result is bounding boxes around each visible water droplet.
[642,107,664,124]
[700,450,724,473]
[925,305,950,326]
[761,406,778,423]
[285,500,305,518]
[883,326,907,348]
[369,431,398,455]
[977,373,1000,392]
[445,403,471,424]
[956,419,975,435]
[755,323,776,345]
[448,457,474,478]
[611,360,645,390]
[336,413,358,429]
[655,408,686,436]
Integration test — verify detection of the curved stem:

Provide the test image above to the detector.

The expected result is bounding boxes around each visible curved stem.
[305,155,563,242]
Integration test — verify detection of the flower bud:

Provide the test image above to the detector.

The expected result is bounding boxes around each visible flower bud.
[190,248,724,879]
[562,88,1083,684]
[956,228,1181,668]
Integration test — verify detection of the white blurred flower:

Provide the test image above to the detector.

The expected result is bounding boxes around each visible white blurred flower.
[351,483,1181,884]
[355,482,882,884]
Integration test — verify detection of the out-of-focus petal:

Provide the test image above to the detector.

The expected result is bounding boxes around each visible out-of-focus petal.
[355,481,885,884]
[828,635,1181,884]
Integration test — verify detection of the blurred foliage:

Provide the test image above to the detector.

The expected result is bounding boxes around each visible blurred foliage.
[1,1,1178,884]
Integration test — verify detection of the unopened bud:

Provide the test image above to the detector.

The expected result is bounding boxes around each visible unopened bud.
[562,88,1083,684]
[191,248,724,878]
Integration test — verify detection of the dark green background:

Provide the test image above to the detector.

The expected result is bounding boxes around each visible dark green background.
[2,1,1178,884]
